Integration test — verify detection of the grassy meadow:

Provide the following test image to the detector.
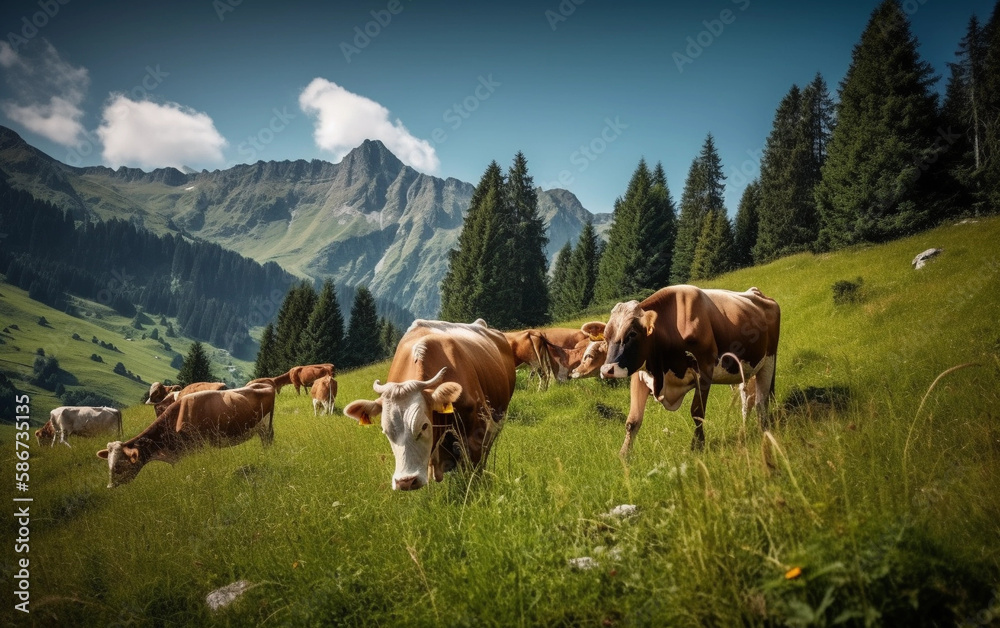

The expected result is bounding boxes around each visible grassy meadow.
[3,218,1000,626]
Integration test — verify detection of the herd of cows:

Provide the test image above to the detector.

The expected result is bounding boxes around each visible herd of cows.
[33,286,781,491]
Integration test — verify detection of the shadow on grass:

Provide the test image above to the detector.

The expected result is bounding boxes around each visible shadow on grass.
[782,385,851,417]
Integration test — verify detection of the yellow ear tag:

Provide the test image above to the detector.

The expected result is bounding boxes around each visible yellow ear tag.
[590,333,605,342]
[440,403,455,414]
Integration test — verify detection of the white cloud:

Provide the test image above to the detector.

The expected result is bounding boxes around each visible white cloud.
[299,78,439,173]
[97,95,227,170]
[0,40,89,146]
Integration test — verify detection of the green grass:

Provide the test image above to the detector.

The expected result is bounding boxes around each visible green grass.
[0,283,255,415]
[3,218,1000,626]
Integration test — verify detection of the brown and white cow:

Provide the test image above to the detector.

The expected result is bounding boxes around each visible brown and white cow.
[542,322,607,381]
[504,330,556,387]
[246,371,292,394]
[97,383,276,488]
[311,375,338,416]
[146,381,227,416]
[344,319,516,491]
[35,406,122,447]
[600,286,780,453]
[288,364,335,395]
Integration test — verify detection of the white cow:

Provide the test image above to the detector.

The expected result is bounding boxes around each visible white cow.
[35,406,123,447]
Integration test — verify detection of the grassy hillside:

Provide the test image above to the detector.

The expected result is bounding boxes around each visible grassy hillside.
[2,218,999,626]
[0,282,254,418]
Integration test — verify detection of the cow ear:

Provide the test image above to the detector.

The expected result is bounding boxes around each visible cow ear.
[581,321,606,341]
[96,449,109,459]
[344,399,382,426]
[431,382,462,413]
[640,310,658,336]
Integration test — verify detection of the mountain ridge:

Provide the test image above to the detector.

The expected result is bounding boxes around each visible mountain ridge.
[0,126,604,319]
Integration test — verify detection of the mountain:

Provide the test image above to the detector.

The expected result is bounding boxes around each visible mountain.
[0,127,604,319]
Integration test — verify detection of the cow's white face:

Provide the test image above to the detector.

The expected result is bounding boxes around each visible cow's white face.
[571,340,608,379]
[343,369,462,491]
[97,441,142,488]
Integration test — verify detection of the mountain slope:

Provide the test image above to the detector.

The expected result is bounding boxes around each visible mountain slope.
[0,127,602,318]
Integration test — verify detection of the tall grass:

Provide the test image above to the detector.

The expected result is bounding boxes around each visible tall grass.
[3,218,999,626]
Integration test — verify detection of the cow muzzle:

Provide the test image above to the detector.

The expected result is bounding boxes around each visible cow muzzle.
[601,363,629,379]
[393,474,424,491]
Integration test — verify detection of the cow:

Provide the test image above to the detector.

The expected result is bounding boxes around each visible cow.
[97,383,276,488]
[35,406,123,447]
[541,322,607,381]
[146,381,227,416]
[569,336,609,380]
[311,375,338,416]
[344,319,516,491]
[599,286,780,453]
[288,363,336,395]
[246,371,292,394]
[503,330,556,388]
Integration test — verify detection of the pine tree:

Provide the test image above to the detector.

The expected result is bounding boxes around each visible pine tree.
[565,220,600,313]
[378,317,402,360]
[733,179,760,268]
[177,341,214,386]
[253,322,277,378]
[942,16,987,207]
[981,3,1000,210]
[815,0,942,249]
[298,280,344,368]
[638,162,677,288]
[440,161,519,328]
[671,135,726,284]
[343,286,383,369]
[506,152,550,326]
[273,281,317,372]
[689,208,735,281]
[549,241,575,321]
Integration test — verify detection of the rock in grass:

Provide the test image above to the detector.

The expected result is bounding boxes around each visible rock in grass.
[912,248,942,269]
[206,580,252,611]
[601,504,639,519]
[568,556,600,570]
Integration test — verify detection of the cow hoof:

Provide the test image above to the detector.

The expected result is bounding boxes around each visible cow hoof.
[690,438,705,452]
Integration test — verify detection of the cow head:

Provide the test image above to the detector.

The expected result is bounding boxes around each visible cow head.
[600,301,657,379]
[343,368,462,491]
[97,441,143,488]
[146,382,179,405]
[570,322,608,379]
[34,421,55,445]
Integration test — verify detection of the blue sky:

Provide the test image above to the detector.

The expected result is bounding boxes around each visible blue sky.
[0,0,991,218]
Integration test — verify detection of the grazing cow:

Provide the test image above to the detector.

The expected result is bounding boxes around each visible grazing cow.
[311,375,338,416]
[541,322,608,381]
[288,363,336,395]
[600,286,780,453]
[246,371,292,394]
[35,406,123,447]
[97,383,276,488]
[344,319,516,491]
[146,381,227,416]
[504,330,556,387]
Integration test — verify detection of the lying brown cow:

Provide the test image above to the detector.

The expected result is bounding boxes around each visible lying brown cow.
[288,363,335,395]
[246,371,292,394]
[600,286,780,452]
[98,383,275,487]
[146,381,227,416]
[311,374,337,416]
[344,319,515,491]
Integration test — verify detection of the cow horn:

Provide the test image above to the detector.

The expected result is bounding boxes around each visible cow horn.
[372,379,390,395]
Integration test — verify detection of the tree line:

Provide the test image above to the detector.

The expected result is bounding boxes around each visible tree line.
[453,0,1000,326]
[253,280,403,378]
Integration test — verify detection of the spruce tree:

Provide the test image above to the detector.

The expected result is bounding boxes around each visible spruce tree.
[273,281,317,372]
[298,280,344,368]
[343,287,383,369]
[378,318,402,361]
[593,192,637,303]
[733,179,760,268]
[942,16,987,206]
[253,322,278,378]
[565,220,600,313]
[549,241,574,321]
[981,2,1000,210]
[177,341,214,386]
[638,162,677,288]
[506,152,550,326]
[689,208,735,281]
[671,135,726,284]
[815,0,941,249]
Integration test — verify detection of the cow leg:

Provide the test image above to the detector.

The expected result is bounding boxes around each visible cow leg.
[754,355,776,430]
[620,372,652,458]
[739,376,757,423]
[259,410,274,447]
[312,399,319,416]
[59,430,72,448]
[689,373,713,451]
